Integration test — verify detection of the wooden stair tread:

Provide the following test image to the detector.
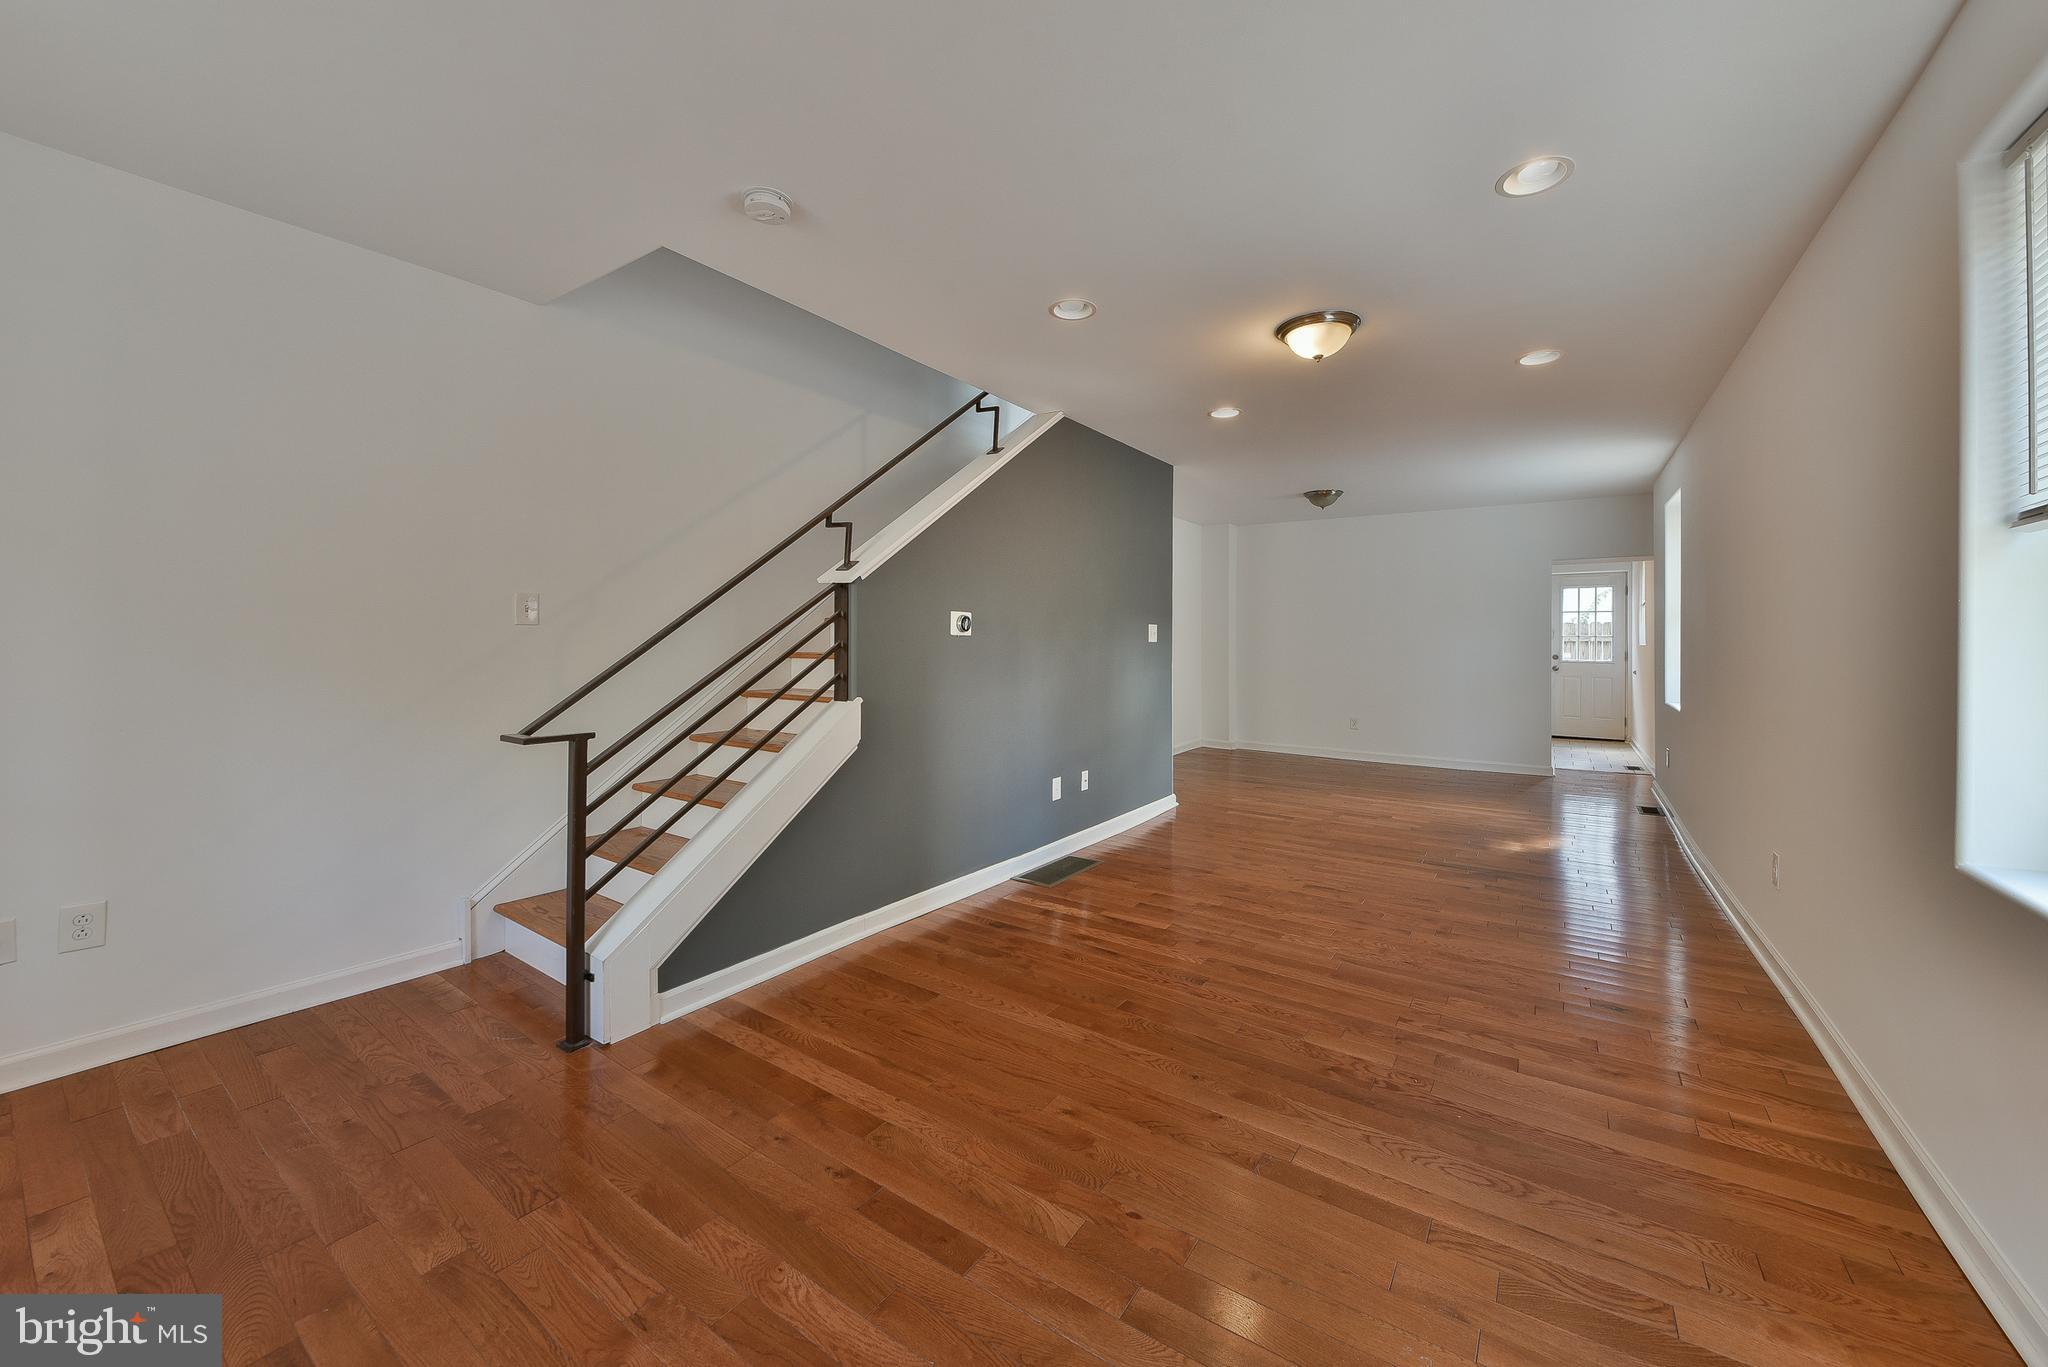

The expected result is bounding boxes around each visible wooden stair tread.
[629,773,746,806]
[591,827,687,874]
[493,890,622,947]
[689,727,796,752]
[741,688,836,701]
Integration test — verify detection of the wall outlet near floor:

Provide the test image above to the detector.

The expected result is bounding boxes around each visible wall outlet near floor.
[0,917,15,966]
[515,592,541,625]
[1081,770,1090,791]
[1771,852,1781,889]
[1051,776,1062,801]
[1348,718,1360,731]
[60,901,106,953]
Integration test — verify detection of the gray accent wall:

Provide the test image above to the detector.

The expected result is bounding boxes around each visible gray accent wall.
[658,419,1174,988]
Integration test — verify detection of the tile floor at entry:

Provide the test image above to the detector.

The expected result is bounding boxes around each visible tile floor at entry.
[1553,736,1645,772]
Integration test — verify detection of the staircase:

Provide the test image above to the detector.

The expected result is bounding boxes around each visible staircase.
[485,393,1063,1051]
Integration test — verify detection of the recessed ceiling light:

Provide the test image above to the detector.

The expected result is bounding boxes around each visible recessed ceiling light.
[1275,310,1363,362]
[1495,156,1575,198]
[1049,298,1096,321]
[1519,348,1564,366]
[1210,405,1242,420]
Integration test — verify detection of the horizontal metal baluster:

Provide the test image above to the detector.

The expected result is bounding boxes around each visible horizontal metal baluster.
[584,651,835,858]
[587,675,841,897]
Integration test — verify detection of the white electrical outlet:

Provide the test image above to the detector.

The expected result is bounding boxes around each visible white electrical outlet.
[1147,623,1158,643]
[0,918,15,966]
[1771,852,1781,889]
[1051,776,1062,801]
[1081,770,1090,791]
[515,593,541,625]
[1347,718,1360,731]
[60,901,106,953]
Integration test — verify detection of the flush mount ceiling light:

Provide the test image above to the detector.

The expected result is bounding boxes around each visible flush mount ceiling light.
[1495,156,1575,197]
[1519,348,1564,366]
[1049,298,1096,321]
[1303,489,1344,509]
[739,186,793,223]
[1275,310,1362,362]
[1209,405,1242,420]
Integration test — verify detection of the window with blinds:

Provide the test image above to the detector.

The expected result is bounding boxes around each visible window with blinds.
[2011,109,2048,523]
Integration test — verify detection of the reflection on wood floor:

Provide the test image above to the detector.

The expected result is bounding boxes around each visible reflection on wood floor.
[0,748,2019,1365]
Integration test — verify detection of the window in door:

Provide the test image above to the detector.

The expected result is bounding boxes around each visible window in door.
[1559,585,1614,662]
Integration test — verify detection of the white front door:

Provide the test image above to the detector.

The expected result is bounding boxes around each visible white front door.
[1551,572,1628,740]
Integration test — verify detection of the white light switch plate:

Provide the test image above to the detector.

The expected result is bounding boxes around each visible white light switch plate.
[0,918,15,966]
[1147,623,1158,642]
[1051,776,1062,801]
[515,592,541,625]
[1081,770,1090,791]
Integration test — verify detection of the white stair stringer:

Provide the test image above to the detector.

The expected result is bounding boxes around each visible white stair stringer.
[584,698,862,1043]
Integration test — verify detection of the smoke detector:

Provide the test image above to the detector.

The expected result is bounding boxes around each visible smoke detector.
[1303,489,1343,510]
[739,187,793,224]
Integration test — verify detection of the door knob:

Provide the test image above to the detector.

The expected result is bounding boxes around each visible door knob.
[1551,654,1560,660]
[1551,665,1559,672]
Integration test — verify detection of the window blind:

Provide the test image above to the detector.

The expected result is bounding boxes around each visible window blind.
[2011,110,2048,522]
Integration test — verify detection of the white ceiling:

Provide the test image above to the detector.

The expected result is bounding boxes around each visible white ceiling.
[0,1,1957,523]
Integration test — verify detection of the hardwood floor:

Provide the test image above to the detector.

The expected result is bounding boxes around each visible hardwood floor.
[1,749,2021,1365]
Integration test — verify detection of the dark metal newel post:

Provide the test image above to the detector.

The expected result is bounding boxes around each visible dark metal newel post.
[833,584,853,697]
[560,736,595,1052]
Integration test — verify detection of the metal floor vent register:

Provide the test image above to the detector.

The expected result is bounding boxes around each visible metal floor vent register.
[1016,855,1098,886]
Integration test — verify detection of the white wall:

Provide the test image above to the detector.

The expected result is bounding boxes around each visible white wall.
[0,132,993,1084]
[1170,515,1237,752]
[1627,558,1657,766]
[1650,0,2048,1351]
[1171,517,1205,750]
[1226,497,1649,773]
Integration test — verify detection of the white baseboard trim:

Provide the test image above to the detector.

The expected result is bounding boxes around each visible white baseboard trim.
[1654,787,2048,1365]
[659,792,1179,1022]
[1230,739,1552,777]
[0,940,466,1095]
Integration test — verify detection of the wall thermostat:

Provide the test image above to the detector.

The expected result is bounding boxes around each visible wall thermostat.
[949,610,973,636]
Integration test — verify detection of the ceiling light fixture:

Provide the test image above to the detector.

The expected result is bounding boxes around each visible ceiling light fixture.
[1495,156,1574,198]
[1303,489,1343,509]
[1210,405,1242,420]
[739,186,794,223]
[1275,310,1362,362]
[1049,298,1096,321]
[1518,348,1564,366]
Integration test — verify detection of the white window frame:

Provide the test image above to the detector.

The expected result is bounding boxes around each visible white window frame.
[2009,104,2048,526]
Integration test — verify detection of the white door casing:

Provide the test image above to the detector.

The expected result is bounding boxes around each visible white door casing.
[1552,571,1628,740]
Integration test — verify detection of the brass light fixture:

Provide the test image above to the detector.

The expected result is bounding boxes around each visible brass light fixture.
[1275,310,1362,362]
[1303,489,1344,509]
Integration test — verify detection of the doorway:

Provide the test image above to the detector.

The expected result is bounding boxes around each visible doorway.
[1551,570,1628,741]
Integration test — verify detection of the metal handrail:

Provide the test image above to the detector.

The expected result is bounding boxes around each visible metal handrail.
[497,390,1001,1051]
[511,390,993,740]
